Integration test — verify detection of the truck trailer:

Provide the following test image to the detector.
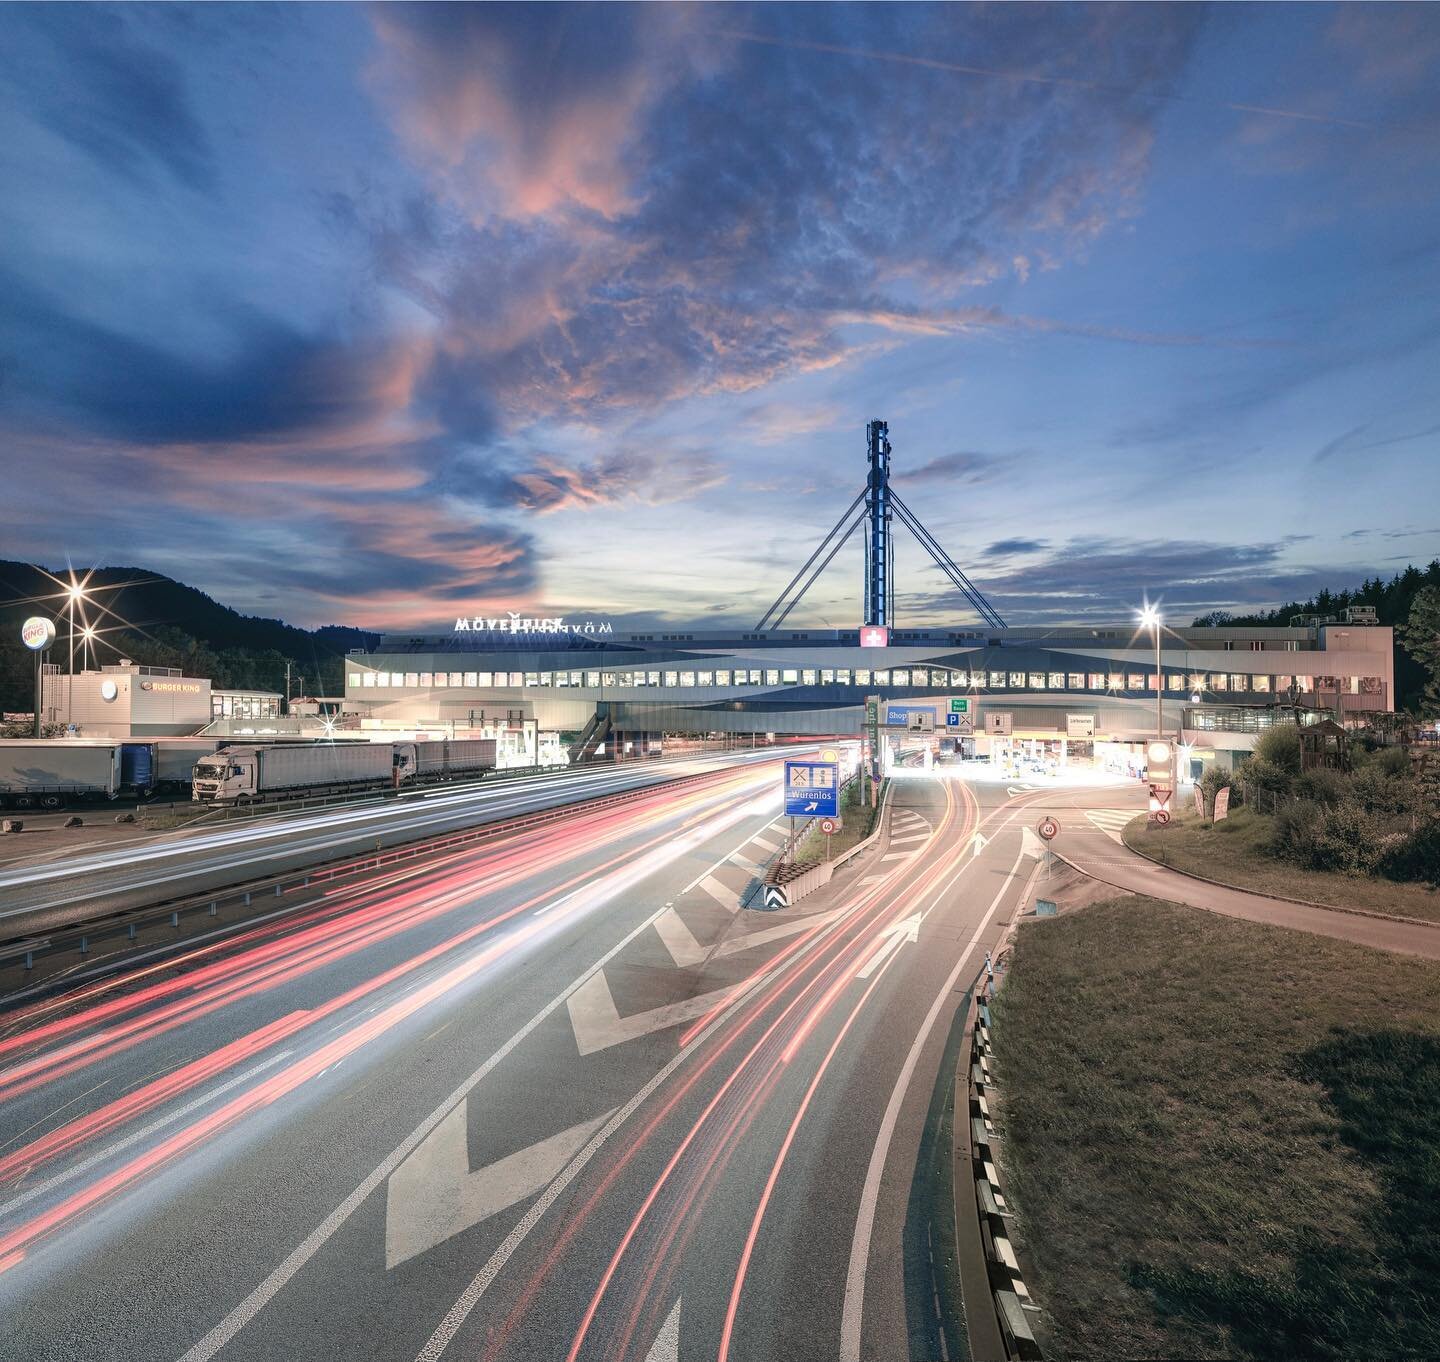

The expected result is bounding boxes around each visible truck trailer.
[0,739,124,809]
[192,738,498,804]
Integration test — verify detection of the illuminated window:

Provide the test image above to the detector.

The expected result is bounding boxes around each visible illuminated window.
[892,668,910,687]
[874,670,891,685]
[1010,672,1025,689]
[1166,674,1184,691]
[802,669,817,685]
[406,672,420,688]
[836,669,850,685]
[419,672,433,687]
[1361,676,1383,694]
[782,669,799,684]
[698,671,714,686]
[1251,675,1271,692]
[586,672,601,688]
[971,672,987,689]
[1028,672,1045,690]
[991,671,1007,688]
[648,671,660,685]
[538,672,551,686]
[766,670,780,685]
[348,673,361,687]
[1127,673,1144,690]
[856,670,870,685]
[464,672,478,687]
[715,670,730,686]
[362,672,376,687]
[1108,673,1124,690]
[435,672,449,687]
[1275,674,1292,693]
[1067,673,1084,689]
[821,669,835,685]
[1230,674,1249,692]
[449,672,463,686]
[1048,672,1065,690]
[665,671,678,686]
[680,671,696,686]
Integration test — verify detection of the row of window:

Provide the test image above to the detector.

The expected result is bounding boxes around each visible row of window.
[350,667,1385,696]
[211,695,281,719]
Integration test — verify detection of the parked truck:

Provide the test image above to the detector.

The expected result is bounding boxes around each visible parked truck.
[0,739,125,809]
[191,738,497,804]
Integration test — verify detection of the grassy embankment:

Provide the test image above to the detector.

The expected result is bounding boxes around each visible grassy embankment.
[792,777,882,866]
[991,895,1440,1361]
[1123,805,1440,923]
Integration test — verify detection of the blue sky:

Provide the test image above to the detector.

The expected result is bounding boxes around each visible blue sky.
[1,3,1437,630]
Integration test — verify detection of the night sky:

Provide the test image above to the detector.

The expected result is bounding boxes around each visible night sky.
[2,3,1438,631]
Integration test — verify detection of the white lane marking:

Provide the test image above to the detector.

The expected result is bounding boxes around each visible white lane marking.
[385,1107,614,1268]
[0,1051,294,1221]
[749,836,781,853]
[880,852,912,863]
[854,914,921,980]
[653,908,707,968]
[566,973,740,1057]
[712,907,845,959]
[174,800,778,1362]
[1086,809,1138,843]
[888,832,928,846]
[695,874,737,910]
[645,1297,682,1362]
[838,837,1044,1362]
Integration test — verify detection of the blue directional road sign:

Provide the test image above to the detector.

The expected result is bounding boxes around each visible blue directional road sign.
[783,760,839,817]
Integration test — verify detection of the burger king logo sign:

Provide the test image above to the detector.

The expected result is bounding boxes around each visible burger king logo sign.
[20,616,55,652]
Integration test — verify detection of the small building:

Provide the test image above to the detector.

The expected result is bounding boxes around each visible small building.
[42,662,212,737]
[211,688,284,724]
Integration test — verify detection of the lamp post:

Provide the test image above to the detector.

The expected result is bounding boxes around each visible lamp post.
[65,584,85,729]
[1139,604,1163,737]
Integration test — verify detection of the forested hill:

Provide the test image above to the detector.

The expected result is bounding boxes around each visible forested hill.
[0,561,378,712]
[1191,559,1440,712]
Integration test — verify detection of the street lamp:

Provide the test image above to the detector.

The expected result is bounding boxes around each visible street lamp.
[65,584,87,727]
[1138,603,1162,737]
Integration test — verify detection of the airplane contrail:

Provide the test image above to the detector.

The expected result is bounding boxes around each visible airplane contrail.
[715,29,1374,131]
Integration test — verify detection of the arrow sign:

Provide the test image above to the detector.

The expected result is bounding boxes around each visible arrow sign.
[857,913,922,978]
[969,831,988,859]
[385,1104,615,1268]
[804,800,818,812]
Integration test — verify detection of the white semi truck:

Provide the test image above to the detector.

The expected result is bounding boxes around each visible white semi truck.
[191,738,497,804]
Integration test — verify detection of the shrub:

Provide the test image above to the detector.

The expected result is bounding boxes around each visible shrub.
[1295,768,1350,809]
[1239,756,1291,803]
[1371,746,1412,778]
[1273,801,1324,862]
[1350,765,1418,820]
[1199,764,1231,815]
[1254,723,1303,776]
[1381,824,1440,887]
[1309,801,1400,876]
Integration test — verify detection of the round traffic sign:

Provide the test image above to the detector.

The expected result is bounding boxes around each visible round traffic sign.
[20,616,55,652]
[820,817,837,835]
[1037,816,1060,841]
[1152,809,1171,826]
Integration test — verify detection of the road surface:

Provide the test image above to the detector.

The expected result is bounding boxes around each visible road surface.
[0,765,1096,1361]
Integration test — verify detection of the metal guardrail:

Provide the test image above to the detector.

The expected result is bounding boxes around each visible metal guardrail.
[0,763,745,983]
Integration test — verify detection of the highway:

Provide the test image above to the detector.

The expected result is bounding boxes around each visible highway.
[0,758,1094,1362]
[0,751,801,936]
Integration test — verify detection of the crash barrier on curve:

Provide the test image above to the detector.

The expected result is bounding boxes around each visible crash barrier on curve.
[954,960,1045,1361]
[0,764,749,979]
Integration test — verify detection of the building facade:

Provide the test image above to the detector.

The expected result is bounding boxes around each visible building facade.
[341,620,1394,772]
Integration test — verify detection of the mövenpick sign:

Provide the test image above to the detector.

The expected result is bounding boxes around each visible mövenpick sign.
[453,614,612,635]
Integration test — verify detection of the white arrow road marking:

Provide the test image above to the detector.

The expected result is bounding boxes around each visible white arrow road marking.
[969,831,988,858]
[567,972,740,1056]
[856,912,921,979]
[386,1106,615,1268]
[653,908,707,967]
[1006,786,1026,797]
[654,906,847,968]
[645,1298,682,1362]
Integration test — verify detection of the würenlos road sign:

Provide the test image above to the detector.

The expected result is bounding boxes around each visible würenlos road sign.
[783,759,839,817]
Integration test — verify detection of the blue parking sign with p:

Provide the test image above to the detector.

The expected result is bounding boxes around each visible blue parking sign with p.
[784,760,839,816]
[946,712,960,727]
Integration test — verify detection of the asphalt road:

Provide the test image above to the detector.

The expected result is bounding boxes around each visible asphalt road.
[0,763,1097,1362]
[0,751,803,936]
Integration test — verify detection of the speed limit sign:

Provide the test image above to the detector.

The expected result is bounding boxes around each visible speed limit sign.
[1037,816,1060,841]
[820,817,839,835]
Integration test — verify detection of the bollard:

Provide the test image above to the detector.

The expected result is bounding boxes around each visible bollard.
[24,950,33,970]
[128,924,137,940]
[275,884,281,897]
[170,911,179,927]
[79,936,88,955]
[209,902,218,916]
[243,891,251,906]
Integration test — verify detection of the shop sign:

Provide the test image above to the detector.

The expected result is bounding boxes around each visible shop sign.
[140,680,203,694]
[20,616,55,651]
[1213,786,1231,821]
[1066,714,1096,738]
[453,613,612,635]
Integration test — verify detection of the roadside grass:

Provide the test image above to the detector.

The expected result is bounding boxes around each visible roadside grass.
[989,896,1440,1361]
[1124,805,1440,923]
[793,778,881,866]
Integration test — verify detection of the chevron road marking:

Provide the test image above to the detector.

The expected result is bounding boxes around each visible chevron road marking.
[385,1106,614,1268]
[695,874,738,910]
[1085,809,1139,843]
[645,1298,682,1362]
[653,906,846,968]
[566,972,740,1057]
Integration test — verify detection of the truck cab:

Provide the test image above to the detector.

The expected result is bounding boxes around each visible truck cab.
[192,752,256,802]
